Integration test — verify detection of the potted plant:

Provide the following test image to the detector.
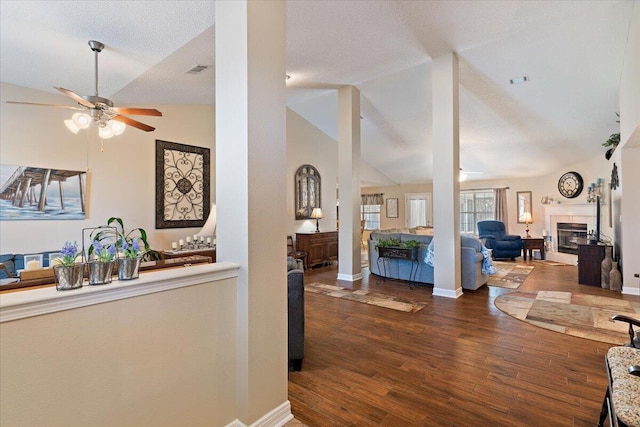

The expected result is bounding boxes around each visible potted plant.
[118,237,146,280]
[53,241,84,291]
[87,240,116,285]
[89,217,155,280]
[603,112,620,160]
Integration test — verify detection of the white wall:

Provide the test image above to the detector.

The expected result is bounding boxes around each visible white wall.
[286,108,338,235]
[0,275,239,427]
[618,3,640,294]
[0,82,215,254]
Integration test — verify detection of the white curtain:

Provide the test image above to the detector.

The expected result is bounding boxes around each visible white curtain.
[408,199,427,227]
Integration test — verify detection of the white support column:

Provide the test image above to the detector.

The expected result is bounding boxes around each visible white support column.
[431,53,462,298]
[215,1,290,425]
[337,85,362,282]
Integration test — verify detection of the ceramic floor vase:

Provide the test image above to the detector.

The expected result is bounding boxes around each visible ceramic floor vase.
[601,246,613,289]
[53,263,85,291]
[118,257,141,280]
[609,261,622,292]
[88,260,114,285]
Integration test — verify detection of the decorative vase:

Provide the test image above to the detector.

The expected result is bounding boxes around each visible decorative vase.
[53,263,85,291]
[609,260,622,292]
[601,246,613,289]
[87,260,114,285]
[118,257,142,280]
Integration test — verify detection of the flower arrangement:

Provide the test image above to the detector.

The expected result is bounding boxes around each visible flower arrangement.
[59,241,81,267]
[121,237,146,259]
[91,240,116,263]
[90,217,154,260]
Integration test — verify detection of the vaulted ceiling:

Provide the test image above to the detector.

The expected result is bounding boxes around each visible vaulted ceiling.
[1,1,633,184]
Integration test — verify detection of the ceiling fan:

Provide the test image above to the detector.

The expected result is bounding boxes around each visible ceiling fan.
[459,168,483,181]
[6,40,162,137]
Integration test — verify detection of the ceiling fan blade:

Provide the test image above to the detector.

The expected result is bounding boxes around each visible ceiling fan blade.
[54,86,95,108]
[112,115,155,132]
[5,101,86,110]
[112,107,162,117]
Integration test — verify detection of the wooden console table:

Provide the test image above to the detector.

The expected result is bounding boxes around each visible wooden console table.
[296,231,338,268]
[522,237,545,261]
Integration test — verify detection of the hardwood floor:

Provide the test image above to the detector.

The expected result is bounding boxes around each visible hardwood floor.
[288,258,639,426]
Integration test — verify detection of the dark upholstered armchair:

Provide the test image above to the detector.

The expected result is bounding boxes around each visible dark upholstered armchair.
[287,269,305,371]
[477,220,523,260]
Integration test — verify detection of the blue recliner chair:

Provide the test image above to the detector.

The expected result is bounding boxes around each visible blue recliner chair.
[477,220,523,260]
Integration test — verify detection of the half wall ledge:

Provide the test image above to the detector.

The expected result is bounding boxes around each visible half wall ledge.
[0,262,240,323]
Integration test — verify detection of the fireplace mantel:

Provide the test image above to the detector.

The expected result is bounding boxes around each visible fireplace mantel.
[543,203,596,264]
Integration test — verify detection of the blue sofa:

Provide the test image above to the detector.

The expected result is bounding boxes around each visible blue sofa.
[368,231,489,290]
[0,251,61,279]
[477,220,523,260]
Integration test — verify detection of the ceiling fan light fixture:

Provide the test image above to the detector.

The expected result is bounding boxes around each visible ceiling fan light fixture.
[110,120,126,136]
[72,112,91,129]
[64,119,80,134]
[98,126,114,139]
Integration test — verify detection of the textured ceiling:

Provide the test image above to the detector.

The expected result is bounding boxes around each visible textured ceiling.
[1,0,634,185]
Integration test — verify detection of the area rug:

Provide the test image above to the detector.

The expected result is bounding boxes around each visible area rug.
[494,290,640,344]
[305,282,427,313]
[487,262,534,289]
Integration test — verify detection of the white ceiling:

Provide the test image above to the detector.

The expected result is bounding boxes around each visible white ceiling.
[1,1,634,185]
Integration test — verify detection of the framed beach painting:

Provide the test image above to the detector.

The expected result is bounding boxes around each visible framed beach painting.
[0,164,87,220]
[155,140,210,229]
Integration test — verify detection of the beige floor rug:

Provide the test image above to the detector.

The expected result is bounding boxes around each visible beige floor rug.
[305,282,427,313]
[487,261,534,289]
[494,290,640,344]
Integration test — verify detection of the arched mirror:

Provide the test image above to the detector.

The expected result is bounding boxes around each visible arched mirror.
[295,164,321,219]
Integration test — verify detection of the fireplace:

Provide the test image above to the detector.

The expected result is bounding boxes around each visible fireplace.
[543,204,595,265]
[557,222,587,255]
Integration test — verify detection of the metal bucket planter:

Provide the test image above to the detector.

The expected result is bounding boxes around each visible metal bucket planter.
[53,263,85,291]
[118,257,142,280]
[87,260,114,285]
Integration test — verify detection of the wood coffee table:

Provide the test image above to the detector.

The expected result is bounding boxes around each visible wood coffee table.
[522,237,545,260]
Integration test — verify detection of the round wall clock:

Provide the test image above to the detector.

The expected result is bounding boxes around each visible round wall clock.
[558,171,584,198]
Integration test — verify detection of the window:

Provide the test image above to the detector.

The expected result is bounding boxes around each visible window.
[361,204,380,230]
[460,190,495,234]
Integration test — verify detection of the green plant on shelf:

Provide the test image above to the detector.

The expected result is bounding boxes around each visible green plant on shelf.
[375,238,422,250]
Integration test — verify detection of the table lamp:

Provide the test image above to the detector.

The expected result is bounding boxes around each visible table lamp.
[310,207,323,233]
[522,212,532,238]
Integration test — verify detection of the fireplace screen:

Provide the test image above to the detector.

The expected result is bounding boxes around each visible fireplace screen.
[557,222,587,254]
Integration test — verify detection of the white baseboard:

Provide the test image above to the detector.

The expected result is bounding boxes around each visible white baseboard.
[225,401,293,427]
[432,287,463,298]
[337,272,363,282]
[622,286,640,296]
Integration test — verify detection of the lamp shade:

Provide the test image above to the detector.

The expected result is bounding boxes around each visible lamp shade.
[310,207,323,219]
[197,204,216,237]
[521,212,532,223]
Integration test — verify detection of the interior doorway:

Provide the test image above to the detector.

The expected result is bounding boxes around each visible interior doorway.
[405,193,433,228]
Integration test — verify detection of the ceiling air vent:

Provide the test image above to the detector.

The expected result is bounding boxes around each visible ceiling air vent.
[186,65,210,74]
